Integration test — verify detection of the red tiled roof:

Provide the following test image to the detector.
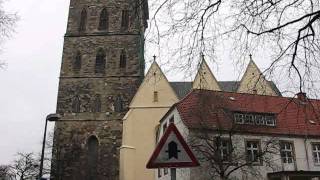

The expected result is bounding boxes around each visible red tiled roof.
[175,90,320,137]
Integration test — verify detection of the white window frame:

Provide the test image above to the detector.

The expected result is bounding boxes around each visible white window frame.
[265,115,276,126]
[280,141,295,164]
[246,140,262,165]
[234,112,276,127]
[312,143,320,165]
[234,113,244,124]
[219,140,230,161]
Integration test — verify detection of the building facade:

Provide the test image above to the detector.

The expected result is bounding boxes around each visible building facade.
[158,90,320,180]
[51,0,148,179]
[51,1,284,179]
[120,59,282,180]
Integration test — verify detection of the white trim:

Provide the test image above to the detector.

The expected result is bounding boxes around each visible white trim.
[120,145,136,150]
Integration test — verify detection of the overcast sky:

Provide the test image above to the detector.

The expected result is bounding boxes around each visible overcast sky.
[0,0,290,164]
[0,0,69,164]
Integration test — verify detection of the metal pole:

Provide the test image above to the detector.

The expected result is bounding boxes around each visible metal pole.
[39,118,48,179]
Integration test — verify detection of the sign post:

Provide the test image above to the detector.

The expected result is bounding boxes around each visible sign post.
[146,123,199,169]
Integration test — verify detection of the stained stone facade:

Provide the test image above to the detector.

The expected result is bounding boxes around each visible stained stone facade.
[51,0,148,179]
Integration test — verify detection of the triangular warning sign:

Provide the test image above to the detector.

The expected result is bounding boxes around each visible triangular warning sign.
[146,123,200,168]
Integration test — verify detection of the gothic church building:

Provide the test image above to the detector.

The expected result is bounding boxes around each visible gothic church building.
[51,0,281,180]
[51,0,148,179]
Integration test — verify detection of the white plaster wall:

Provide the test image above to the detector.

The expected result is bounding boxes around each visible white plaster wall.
[156,108,191,180]
[155,108,320,180]
[194,134,320,180]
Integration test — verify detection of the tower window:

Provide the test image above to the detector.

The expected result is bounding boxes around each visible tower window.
[98,8,108,30]
[73,51,82,73]
[114,95,124,112]
[79,8,87,32]
[91,94,101,112]
[95,48,106,74]
[87,136,98,180]
[120,49,127,68]
[72,95,81,113]
[121,10,129,30]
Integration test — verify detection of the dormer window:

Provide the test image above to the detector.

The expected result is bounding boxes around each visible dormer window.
[234,112,276,127]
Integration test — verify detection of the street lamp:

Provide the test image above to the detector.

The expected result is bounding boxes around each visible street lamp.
[39,113,61,180]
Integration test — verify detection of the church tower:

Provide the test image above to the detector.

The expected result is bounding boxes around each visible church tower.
[51,0,148,179]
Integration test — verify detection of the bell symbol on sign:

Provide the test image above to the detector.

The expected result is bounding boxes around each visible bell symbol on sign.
[166,141,181,159]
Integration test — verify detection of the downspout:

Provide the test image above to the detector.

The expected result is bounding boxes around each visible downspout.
[304,135,310,170]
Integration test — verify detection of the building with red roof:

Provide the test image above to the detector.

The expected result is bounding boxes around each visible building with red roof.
[157,89,320,180]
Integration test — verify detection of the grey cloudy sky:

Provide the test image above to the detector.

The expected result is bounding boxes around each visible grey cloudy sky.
[0,0,69,164]
[0,0,290,164]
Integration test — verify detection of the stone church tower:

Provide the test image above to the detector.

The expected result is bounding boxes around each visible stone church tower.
[51,0,148,179]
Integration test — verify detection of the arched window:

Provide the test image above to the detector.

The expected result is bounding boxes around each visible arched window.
[114,95,123,112]
[95,48,106,74]
[120,49,127,68]
[121,10,129,30]
[91,94,101,112]
[73,51,82,73]
[79,8,87,32]
[87,136,98,180]
[72,95,80,113]
[98,8,108,30]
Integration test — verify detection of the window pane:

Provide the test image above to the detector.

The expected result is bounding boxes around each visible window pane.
[246,141,260,163]
[235,113,244,124]
[280,142,294,164]
[312,144,320,164]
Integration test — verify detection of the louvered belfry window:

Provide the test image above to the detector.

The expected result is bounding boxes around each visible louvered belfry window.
[99,8,108,30]
[121,10,129,30]
[79,8,87,32]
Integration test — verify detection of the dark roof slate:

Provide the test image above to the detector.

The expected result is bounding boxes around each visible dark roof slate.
[218,81,240,92]
[169,81,281,99]
[169,82,192,99]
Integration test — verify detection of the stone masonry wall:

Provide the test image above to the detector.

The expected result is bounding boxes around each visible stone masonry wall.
[51,0,147,179]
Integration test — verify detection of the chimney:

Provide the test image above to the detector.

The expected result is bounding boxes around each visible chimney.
[297,92,307,102]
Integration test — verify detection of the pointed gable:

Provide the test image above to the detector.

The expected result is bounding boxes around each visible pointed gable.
[237,58,279,96]
[192,60,221,91]
[130,61,179,108]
